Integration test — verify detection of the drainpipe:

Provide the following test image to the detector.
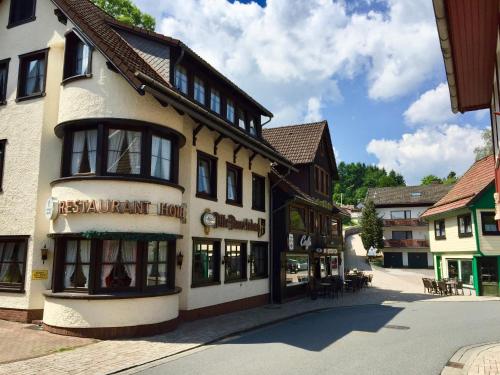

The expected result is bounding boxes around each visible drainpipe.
[269,166,292,304]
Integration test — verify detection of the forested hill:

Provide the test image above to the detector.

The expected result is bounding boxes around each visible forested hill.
[332,162,405,205]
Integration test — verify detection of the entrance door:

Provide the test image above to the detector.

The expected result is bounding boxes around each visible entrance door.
[408,252,428,268]
[478,257,499,296]
[384,252,403,268]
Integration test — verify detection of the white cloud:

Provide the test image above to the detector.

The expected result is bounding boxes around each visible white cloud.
[366,124,484,184]
[136,0,441,124]
[304,97,323,123]
[404,83,457,126]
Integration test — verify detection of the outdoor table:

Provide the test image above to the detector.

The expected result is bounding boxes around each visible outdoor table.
[446,280,457,295]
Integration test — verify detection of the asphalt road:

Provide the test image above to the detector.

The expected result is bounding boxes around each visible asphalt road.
[135,301,500,375]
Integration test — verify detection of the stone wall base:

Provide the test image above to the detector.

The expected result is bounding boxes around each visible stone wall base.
[0,308,43,323]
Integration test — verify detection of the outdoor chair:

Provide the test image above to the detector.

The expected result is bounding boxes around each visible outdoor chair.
[430,280,439,294]
[422,278,433,293]
[437,280,449,296]
[455,281,464,295]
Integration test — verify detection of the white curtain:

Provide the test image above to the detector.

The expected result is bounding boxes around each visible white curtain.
[86,130,97,173]
[158,242,168,285]
[76,42,90,75]
[80,240,91,288]
[227,171,236,200]
[71,131,86,175]
[101,240,120,287]
[160,139,171,180]
[198,160,210,193]
[151,136,171,180]
[122,241,136,287]
[127,131,141,174]
[151,135,160,178]
[26,59,44,95]
[64,241,78,288]
[107,129,125,173]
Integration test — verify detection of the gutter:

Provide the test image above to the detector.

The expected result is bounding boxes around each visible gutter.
[433,0,459,113]
[136,71,297,171]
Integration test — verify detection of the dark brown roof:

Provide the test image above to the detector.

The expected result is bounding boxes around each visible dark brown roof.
[262,121,328,165]
[366,184,453,207]
[421,155,495,218]
[50,0,271,116]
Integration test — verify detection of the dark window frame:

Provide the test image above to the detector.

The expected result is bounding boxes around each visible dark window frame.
[210,88,221,114]
[193,75,205,105]
[0,139,6,193]
[314,165,329,196]
[252,172,266,212]
[196,150,218,201]
[434,219,446,240]
[226,99,235,124]
[62,31,93,84]
[249,241,268,279]
[144,240,176,290]
[457,214,473,238]
[60,238,93,292]
[392,230,413,240]
[0,236,29,293]
[224,240,247,283]
[192,238,221,287]
[16,48,49,102]
[7,0,37,29]
[481,212,500,236]
[174,65,188,95]
[226,162,242,206]
[0,58,10,105]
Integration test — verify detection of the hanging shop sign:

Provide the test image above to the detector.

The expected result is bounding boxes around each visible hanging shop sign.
[47,197,187,222]
[288,234,294,251]
[201,210,265,237]
[299,235,312,250]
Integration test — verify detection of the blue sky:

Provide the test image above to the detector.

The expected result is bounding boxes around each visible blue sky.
[136,0,489,184]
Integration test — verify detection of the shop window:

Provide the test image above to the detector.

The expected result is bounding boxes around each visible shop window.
[0,59,9,104]
[434,219,446,240]
[174,65,188,94]
[447,259,473,285]
[290,207,306,231]
[226,99,235,123]
[458,214,472,238]
[225,242,247,282]
[146,241,168,287]
[197,151,217,200]
[70,130,97,175]
[447,260,458,280]
[194,76,205,104]
[8,0,36,28]
[63,32,91,81]
[63,239,91,290]
[0,140,5,192]
[17,49,48,101]
[226,163,242,205]
[210,89,221,114]
[250,242,268,279]
[286,254,309,287]
[391,210,411,219]
[107,129,142,175]
[237,108,246,130]
[192,240,220,286]
[252,173,265,211]
[151,135,172,180]
[392,231,412,240]
[0,237,27,292]
[101,240,137,290]
[481,212,500,235]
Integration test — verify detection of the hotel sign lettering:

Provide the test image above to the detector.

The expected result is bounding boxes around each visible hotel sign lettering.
[201,210,265,237]
[49,198,187,222]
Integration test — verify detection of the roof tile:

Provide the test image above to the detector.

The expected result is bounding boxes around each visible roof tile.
[366,184,453,206]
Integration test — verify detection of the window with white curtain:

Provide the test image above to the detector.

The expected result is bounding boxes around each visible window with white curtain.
[18,51,47,99]
[0,238,27,291]
[63,32,91,80]
[226,164,241,204]
[63,239,91,290]
[197,152,217,199]
[151,135,172,180]
[107,129,142,175]
[101,240,137,289]
[147,241,168,287]
[70,130,97,175]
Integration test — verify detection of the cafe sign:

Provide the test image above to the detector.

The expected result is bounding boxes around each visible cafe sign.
[201,210,265,237]
[47,197,187,222]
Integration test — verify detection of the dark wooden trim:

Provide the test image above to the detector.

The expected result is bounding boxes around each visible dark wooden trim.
[249,241,269,279]
[224,240,247,282]
[179,293,269,321]
[0,235,29,293]
[248,151,257,170]
[192,123,204,146]
[43,317,180,339]
[233,144,243,163]
[434,219,446,240]
[61,73,93,85]
[213,134,225,155]
[51,175,185,192]
[16,48,49,101]
[224,278,247,284]
[191,281,222,288]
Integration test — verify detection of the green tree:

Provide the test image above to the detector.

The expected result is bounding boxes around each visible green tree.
[91,0,156,31]
[360,200,384,251]
[474,128,493,161]
[442,171,458,185]
[421,175,442,185]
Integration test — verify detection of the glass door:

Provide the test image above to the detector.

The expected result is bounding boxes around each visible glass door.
[478,257,499,296]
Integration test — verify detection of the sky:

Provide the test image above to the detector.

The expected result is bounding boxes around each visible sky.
[135,0,489,185]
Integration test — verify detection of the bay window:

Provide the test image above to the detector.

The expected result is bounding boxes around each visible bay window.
[107,129,142,175]
[70,130,97,175]
[147,241,169,287]
[225,241,247,282]
[64,239,91,290]
[151,135,172,180]
[0,237,28,292]
[63,32,92,81]
[101,240,137,290]
[17,49,48,101]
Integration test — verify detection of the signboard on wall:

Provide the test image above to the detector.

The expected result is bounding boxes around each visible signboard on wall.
[288,234,294,250]
[32,270,49,280]
[201,210,266,237]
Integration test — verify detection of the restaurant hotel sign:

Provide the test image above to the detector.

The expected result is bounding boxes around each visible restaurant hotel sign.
[45,197,187,222]
[201,210,265,237]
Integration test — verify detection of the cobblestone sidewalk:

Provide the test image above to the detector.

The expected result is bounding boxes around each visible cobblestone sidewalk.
[442,342,500,375]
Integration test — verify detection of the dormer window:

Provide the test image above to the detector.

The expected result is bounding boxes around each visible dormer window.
[210,89,220,113]
[8,0,36,28]
[194,76,205,105]
[174,66,188,94]
[237,109,246,130]
[249,119,256,136]
[226,99,235,123]
[63,32,91,81]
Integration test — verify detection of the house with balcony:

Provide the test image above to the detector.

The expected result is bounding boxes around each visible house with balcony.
[421,156,499,296]
[366,184,452,268]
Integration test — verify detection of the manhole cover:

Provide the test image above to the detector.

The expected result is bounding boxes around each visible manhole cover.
[384,324,410,330]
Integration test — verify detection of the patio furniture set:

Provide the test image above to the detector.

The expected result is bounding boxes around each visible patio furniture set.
[422,277,465,296]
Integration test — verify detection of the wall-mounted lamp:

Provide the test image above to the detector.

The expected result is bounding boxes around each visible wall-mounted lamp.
[177,251,184,269]
[41,244,49,264]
